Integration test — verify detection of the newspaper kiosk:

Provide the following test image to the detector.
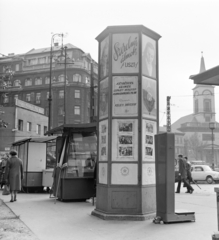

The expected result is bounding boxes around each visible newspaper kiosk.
[47,123,97,201]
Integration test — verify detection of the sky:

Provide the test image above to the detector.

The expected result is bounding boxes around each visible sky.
[1,0,219,125]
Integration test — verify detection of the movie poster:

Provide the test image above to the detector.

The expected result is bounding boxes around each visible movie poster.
[99,163,107,184]
[112,33,139,74]
[142,163,156,185]
[113,76,138,117]
[111,119,138,162]
[99,120,108,161]
[111,163,138,185]
[142,35,156,79]
[100,37,109,79]
[143,119,156,161]
[142,77,157,119]
[99,77,109,119]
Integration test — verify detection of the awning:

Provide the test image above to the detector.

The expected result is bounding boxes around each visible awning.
[12,136,57,146]
[190,65,219,86]
[45,123,97,136]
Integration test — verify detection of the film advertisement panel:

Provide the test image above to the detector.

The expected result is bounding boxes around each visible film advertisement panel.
[142,163,156,185]
[142,35,156,79]
[142,77,157,120]
[99,163,108,184]
[112,76,138,117]
[99,120,108,161]
[112,33,139,74]
[112,119,138,162]
[99,77,109,119]
[142,119,157,161]
[100,36,109,79]
[111,163,138,185]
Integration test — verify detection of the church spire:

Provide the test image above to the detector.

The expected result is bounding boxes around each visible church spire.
[199,51,206,73]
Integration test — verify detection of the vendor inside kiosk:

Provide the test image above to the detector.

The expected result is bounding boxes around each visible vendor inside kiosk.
[47,123,97,201]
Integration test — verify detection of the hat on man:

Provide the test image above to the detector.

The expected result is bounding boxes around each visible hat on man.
[178,154,183,158]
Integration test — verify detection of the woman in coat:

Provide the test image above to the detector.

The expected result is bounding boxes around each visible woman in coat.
[8,150,23,202]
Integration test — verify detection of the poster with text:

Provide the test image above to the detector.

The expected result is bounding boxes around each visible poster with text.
[113,76,138,116]
[112,33,139,74]
[99,120,108,161]
[100,37,109,79]
[142,35,156,79]
[142,163,156,185]
[112,119,138,161]
[99,163,108,184]
[142,77,157,119]
[142,119,156,161]
[99,77,109,119]
[111,163,138,185]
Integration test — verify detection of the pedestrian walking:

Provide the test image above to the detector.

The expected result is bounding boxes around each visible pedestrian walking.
[184,156,193,193]
[175,154,194,194]
[0,156,9,189]
[7,150,23,202]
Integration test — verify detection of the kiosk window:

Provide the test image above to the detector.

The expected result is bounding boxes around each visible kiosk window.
[65,132,97,178]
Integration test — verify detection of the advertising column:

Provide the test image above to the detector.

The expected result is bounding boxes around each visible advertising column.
[92,25,161,220]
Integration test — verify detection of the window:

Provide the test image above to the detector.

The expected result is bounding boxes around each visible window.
[73,74,81,82]
[28,59,37,65]
[44,126,48,134]
[38,57,46,64]
[85,76,90,85]
[204,99,211,113]
[26,94,31,102]
[193,167,203,172]
[14,95,18,101]
[58,106,64,115]
[18,119,23,131]
[35,77,42,85]
[36,93,41,104]
[74,106,80,115]
[58,75,65,82]
[45,77,50,84]
[47,92,49,99]
[36,124,41,135]
[14,80,21,87]
[27,122,32,132]
[59,90,64,99]
[25,78,32,86]
[195,99,198,113]
[15,64,19,71]
[75,90,80,98]
[3,94,9,103]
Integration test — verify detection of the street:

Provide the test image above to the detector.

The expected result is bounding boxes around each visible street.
[0,182,218,240]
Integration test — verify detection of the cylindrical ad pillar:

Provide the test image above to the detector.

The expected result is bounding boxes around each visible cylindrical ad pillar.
[92,25,161,220]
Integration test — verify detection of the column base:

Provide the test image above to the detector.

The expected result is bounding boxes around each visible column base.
[91,209,155,221]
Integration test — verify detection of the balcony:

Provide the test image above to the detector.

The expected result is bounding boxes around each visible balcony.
[0,85,23,92]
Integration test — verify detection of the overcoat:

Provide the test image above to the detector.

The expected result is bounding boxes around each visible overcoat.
[178,158,187,180]
[8,156,23,191]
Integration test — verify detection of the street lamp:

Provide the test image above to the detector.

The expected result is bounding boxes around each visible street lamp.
[48,33,63,131]
[209,122,216,170]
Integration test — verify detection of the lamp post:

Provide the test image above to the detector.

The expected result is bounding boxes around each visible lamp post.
[209,122,216,170]
[48,33,63,131]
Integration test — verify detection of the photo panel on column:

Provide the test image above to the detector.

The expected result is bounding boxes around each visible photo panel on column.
[99,120,108,161]
[112,119,138,162]
[142,77,157,120]
[112,33,139,74]
[99,77,109,120]
[142,119,157,161]
[112,76,138,117]
[142,163,156,185]
[99,163,108,184]
[142,35,156,79]
[100,36,109,80]
[111,163,138,185]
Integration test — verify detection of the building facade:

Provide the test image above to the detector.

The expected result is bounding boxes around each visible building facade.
[0,43,98,129]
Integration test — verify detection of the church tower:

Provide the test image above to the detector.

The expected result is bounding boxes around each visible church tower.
[193,53,215,123]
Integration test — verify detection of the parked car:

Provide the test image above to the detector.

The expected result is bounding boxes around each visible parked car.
[191,165,219,184]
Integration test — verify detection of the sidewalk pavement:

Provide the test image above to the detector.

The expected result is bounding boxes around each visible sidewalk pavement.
[0,184,218,240]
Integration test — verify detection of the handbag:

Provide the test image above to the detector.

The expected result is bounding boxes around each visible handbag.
[2,185,10,195]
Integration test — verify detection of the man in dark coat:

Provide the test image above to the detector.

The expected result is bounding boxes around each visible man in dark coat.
[184,156,193,193]
[176,154,194,194]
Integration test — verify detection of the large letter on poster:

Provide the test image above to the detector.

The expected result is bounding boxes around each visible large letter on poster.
[113,76,138,116]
